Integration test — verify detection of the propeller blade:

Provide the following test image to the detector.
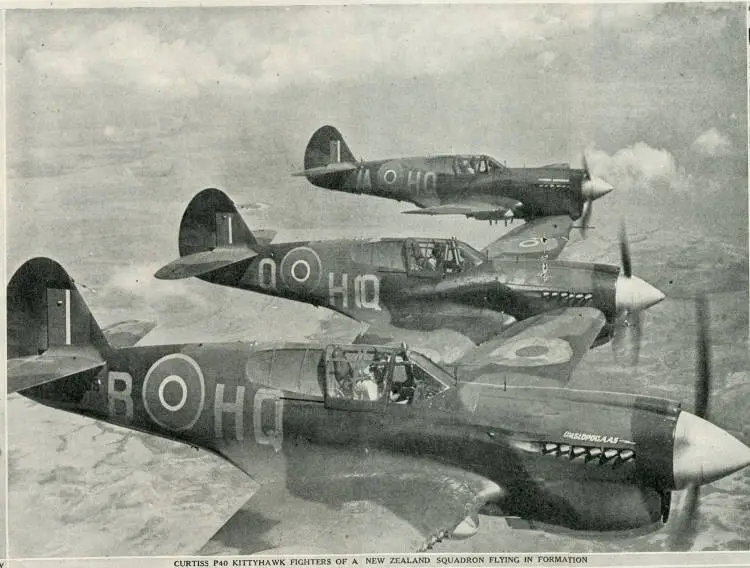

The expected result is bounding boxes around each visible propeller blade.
[582,154,591,181]
[580,198,593,238]
[667,297,712,551]
[631,310,642,365]
[694,296,711,419]
[667,485,700,551]
[619,223,632,278]
[611,309,641,367]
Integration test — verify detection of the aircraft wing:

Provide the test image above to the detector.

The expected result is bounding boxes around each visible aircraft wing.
[199,451,502,554]
[481,215,574,260]
[155,247,258,280]
[292,162,359,178]
[7,345,106,394]
[402,197,522,221]
[456,307,606,386]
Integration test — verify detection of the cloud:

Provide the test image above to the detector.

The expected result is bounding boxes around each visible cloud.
[26,21,254,98]
[95,262,213,326]
[588,142,690,193]
[15,5,666,99]
[692,127,732,157]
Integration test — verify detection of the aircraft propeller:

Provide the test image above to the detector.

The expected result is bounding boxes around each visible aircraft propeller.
[579,154,614,237]
[667,296,711,551]
[579,155,594,238]
[611,224,665,365]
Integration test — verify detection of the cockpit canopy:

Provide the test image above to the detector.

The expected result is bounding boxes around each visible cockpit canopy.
[324,344,452,409]
[349,238,487,276]
[454,155,505,176]
[405,238,486,276]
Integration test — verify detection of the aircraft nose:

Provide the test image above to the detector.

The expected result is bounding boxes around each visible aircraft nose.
[615,275,666,312]
[582,176,614,200]
[672,411,750,489]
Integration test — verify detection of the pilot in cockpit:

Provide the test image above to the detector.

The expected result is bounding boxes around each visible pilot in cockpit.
[353,362,380,401]
[332,348,354,397]
[459,157,475,175]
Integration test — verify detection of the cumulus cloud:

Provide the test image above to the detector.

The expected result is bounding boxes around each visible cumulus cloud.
[587,142,690,193]
[692,127,732,156]
[16,5,664,99]
[26,21,254,98]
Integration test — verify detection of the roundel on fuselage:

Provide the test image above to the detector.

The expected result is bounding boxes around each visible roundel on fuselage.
[488,337,573,367]
[377,161,406,188]
[142,353,206,431]
[279,246,323,293]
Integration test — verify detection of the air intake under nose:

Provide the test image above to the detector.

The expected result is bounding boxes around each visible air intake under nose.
[672,411,750,489]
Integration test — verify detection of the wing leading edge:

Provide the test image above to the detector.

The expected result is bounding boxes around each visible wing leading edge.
[8,345,106,394]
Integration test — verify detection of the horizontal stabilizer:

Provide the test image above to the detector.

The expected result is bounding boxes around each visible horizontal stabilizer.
[102,320,157,348]
[155,247,258,280]
[292,162,358,178]
[252,229,277,247]
[8,345,106,394]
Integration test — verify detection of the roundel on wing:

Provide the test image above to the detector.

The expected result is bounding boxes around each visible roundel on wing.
[377,161,405,187]
[142,353,206,431]
[518,237,559,250]
[489,337,573,367]
[280,246,323,293]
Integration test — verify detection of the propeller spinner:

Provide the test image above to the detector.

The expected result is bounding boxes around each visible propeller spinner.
[579,155,614,237]
[612,224,666,364]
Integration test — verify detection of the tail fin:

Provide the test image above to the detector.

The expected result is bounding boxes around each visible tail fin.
[155,188,260,280]
[304,125,356,170]
[7,257,109,392]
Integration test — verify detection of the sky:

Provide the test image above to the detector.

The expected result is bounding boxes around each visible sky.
[6,4,746,181]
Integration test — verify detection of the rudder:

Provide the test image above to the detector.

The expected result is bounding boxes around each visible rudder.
[304,125,356,170]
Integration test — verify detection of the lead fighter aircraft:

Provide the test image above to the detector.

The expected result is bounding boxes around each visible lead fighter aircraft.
[294,125,614,229]
[7,258,749,553]
[156,188,664,353]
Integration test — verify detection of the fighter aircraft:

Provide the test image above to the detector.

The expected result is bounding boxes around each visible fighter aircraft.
[156,188,664,352]
[8,257,750,553]
[293,125,614,229]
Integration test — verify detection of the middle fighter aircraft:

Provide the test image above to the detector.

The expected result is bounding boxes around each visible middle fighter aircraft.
[156,189,665,355]
[293,125,614,228]
[8,257,750,553]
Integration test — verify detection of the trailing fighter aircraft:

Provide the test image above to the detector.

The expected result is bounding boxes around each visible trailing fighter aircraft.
[294,125,614,230]
[156,188,664,351]
[7,257,750,553]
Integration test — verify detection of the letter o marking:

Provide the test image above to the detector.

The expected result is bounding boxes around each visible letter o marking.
[489,337,572,367]
[142,353,205,431]
[158,375,188,412]
[280,247,323,292]
[383,169,397,184]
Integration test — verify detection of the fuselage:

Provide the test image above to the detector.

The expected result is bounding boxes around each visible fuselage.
[21,340,684,533]
[306,156,587,220]
[195,237,620,344]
